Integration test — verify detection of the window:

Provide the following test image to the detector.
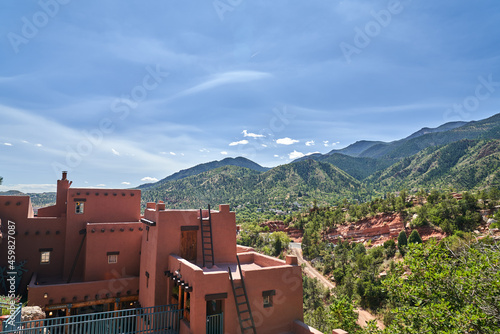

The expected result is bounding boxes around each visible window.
[263,295,272,307]
[107,252,119,264]
[262,290,275,308]
[75,202,84,214]
[40,251,51,264]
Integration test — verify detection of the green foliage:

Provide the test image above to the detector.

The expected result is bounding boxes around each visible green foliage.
[397,230,407,256]
[383,239,500,333]
[383,239,397,259]
[304,295,361,334]
[407,230,422,244]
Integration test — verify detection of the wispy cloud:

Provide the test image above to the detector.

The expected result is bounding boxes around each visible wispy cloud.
[220,151,228,155]
[112,148,120,156]
[121,181,131,185]
[242,130,265,138]
[277,137,299,145]
[173,71,271,99]
[4,142,12,146]
[170,152,176,156]
[229,140,249,146]
[305,140,315,146]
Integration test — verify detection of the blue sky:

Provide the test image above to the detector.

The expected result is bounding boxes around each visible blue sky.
[1,0,499,192]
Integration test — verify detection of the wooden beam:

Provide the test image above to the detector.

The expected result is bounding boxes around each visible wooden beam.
[44,295,139,311]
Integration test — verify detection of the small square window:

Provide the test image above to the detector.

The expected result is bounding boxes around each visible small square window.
[263,295,272,308]
[262,290,275,308]
[40,251,51,264]
[75,202,84,214]
[108,254,118,264]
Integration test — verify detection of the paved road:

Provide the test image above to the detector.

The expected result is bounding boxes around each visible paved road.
[291,244,385,329]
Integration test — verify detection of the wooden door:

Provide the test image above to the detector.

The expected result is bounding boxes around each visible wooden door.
[181,230,197,262]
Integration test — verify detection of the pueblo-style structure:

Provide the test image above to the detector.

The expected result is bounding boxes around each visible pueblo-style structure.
[0,172,323,334]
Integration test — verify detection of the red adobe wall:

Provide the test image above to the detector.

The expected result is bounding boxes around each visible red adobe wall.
[139,204,237,308]
[0,196,65,296]
[164,253,304,334]
[243,262,304,334]
[37,174,71,217]
[63,188,141,281]
[84,222,142,282]
[28,275,139,308]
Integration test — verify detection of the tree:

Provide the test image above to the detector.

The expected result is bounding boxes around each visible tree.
[383,239,500,333]
[397,230,408,256]
[408,229,422,244]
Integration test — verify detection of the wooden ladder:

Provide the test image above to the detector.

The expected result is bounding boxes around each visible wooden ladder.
[228,255,257,334]
[199,205,215,268]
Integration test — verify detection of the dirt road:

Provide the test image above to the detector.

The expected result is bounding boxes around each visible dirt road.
[290,246,385,329]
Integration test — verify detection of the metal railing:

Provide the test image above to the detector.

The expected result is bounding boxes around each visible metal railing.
[1,304,182,334]
[206,313,223,334]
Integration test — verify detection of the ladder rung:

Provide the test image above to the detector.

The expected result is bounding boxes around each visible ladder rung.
[236,294,245,298]
[237,301,247,306]
[240,310,249,315]
[242,326,254,330]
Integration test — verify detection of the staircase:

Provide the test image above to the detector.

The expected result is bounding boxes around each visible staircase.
[228,256,257,334]
[199,205,215,268]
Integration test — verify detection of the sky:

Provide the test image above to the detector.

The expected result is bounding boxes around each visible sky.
[1,0,500,193]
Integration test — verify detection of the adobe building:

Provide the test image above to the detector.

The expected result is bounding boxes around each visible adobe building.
[0,172,323,334]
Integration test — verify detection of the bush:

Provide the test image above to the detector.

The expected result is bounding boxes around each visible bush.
[383,239,397,259]
[397,230,408,256]
[408,230,423,244]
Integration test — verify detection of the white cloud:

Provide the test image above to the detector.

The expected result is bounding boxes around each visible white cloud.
[220,151,228,155]
[288,150,320,160]
[273,154,280,158]
[4,142,12,146]
[261,144,267,147]
[170,152,176,156]
[242,130,265,138]
[323,141,329,147]
[277,137,299,145]
[121,181,131,185]
[288,150,305,159]
[96,184,106,187]
[199,148,210,153]
[141,176,159,183]
[21,140,29,144]
[111,148,120,156]
[229,140,249,146]
[305,140,315,146]
[35,143,42,147]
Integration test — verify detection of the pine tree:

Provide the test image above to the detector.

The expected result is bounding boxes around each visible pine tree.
[408,229,423,244]
[398,230,408,256]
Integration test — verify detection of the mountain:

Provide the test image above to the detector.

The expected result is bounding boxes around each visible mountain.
[404,121,468,140]
[296,153,396,180]
[366,139,500,191]
[355,113,500,159]
[137,157,269,190]
[140,160,362,209]
[329,140,384,157]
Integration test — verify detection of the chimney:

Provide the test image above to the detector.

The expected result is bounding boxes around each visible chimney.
[62,171,67,180]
